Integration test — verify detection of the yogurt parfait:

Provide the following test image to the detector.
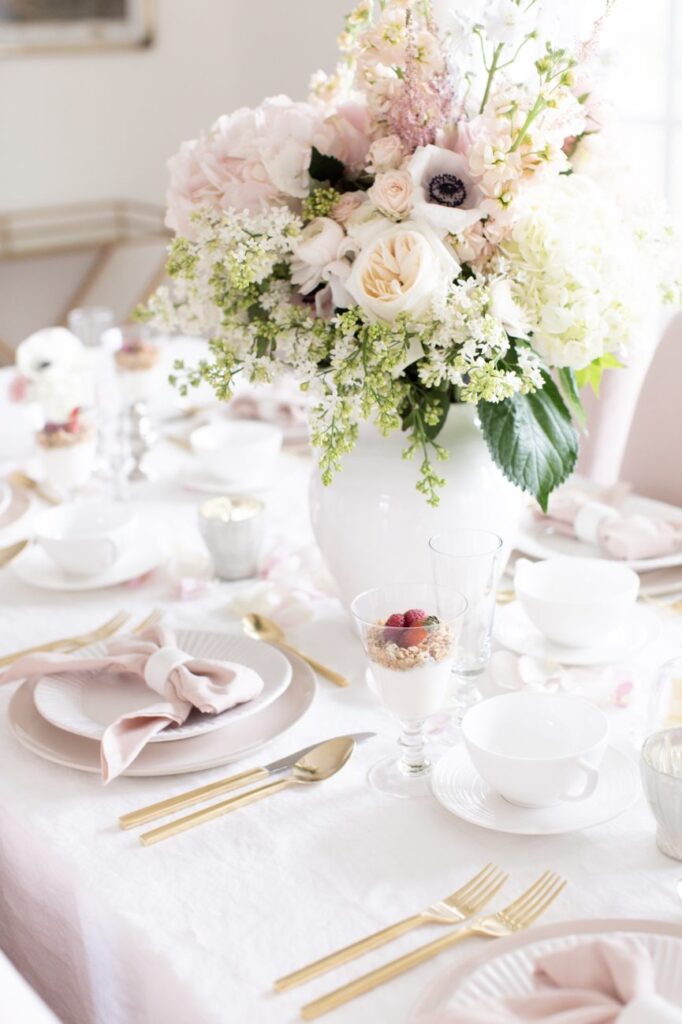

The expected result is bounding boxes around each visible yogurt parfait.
[37,410,96,492]
[366,609,455,720]
[114,329,160,403]
[351,584,467,799]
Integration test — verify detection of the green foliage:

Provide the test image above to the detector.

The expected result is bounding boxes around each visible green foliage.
[309,147,345,186]
[575,353,624,396]
[478,371,578,511]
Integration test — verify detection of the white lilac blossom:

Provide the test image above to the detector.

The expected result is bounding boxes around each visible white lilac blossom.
[150,0,681,507]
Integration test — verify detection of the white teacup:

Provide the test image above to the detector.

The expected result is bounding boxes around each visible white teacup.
[190,420,283,486]
[462,692,609,807]
[34,501,135,577]
[515,556,639,648]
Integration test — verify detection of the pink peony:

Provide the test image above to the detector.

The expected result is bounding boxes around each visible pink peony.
[319,101,371,173]
[165,95,329,237]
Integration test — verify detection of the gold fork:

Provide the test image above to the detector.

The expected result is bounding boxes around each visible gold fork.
[129,608,163,635]
[275,863,508,992]
[0,610,130,668]
[301,871,567,1020]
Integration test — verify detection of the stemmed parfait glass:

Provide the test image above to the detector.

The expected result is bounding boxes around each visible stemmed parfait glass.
[351,583,467,799]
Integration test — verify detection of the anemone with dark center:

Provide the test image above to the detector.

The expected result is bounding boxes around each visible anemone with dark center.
[428,173,467,208]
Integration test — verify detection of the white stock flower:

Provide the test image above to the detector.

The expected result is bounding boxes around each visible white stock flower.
[482,0,536,46]
[291,217,346,294]
[408,145,485,236]
[346,221,460,324]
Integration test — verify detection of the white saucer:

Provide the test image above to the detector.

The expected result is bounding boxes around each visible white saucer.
[431,741,640,835]
[10,654,316,776]
[494,600,659,666]
[33,631,291,742]
[179,462,285,495]
[11,525,168,591]
[410,920,682,1022]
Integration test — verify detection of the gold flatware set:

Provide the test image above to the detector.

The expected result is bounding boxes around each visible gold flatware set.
[8,470,60,506]
[296,869,566,1019]
[119,733,374,845]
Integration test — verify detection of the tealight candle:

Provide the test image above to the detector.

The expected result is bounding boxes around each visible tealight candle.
[198,496,265,580]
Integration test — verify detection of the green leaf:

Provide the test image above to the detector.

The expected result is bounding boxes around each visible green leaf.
[478,371,578,512]
[574,353,623,396]
[309,147,344,185]
[556,367,587,431]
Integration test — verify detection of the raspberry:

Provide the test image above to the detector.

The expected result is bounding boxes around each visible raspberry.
[404,608,427,627]
[399,625,427,648]
[385,612,405,628]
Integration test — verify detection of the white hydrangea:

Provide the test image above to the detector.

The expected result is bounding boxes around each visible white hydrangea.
[499,174,655,370]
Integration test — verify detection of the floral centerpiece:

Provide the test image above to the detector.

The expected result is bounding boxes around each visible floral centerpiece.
[148,0,680,511]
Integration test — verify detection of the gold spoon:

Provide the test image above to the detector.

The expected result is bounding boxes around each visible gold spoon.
[140,736,355,845]
[0,538,29,568]
[242,613,349,688]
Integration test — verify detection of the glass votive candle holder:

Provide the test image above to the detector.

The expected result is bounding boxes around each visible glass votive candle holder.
[198,496,265,580]
[641,728,682,861]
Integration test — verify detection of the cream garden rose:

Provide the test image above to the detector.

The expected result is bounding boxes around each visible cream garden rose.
[346,222,459,323]
[368,169,414,220]
[366,134,405,173]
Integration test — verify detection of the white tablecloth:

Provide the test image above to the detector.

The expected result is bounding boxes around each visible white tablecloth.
[1,364,682,1024]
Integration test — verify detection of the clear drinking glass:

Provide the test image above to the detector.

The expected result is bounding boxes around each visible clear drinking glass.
[429,529,502,718]
[68,306,114,348]
[641,728,682,861]
[351,583,467,799]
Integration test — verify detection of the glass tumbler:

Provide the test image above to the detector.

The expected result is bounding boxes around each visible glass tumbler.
[641,728,682,861]
[429,529,502,718]
[351,583,467,799]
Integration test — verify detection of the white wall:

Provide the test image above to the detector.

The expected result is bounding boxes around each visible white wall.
[0,0,350,212]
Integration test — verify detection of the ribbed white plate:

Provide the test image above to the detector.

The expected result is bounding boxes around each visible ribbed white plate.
[10,654,316,776]
[517,487,682,572]
[33,631,291,742]
[0,480,11,520]
[11,525,167,591]
[495,601,659,666]
[431,741,640,835]
[410,920,682,1022]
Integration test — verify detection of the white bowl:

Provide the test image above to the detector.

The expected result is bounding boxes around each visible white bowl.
[462,691,609,808]
[34,501,135,577]
[515,556,639,648]
[189,420,283,486]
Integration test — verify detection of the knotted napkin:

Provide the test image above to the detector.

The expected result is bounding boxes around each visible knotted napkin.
[0,626,264,782]
[429,940,682,1024]
[536,488,682,561]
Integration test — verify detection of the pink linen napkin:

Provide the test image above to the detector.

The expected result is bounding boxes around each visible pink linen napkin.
[537,488,682,561]
[433,940,682,1024]
[0,626,264,782]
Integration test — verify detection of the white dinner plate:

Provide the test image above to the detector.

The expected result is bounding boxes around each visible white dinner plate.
[33,631,291,742]
[10,525,168,591]
[431,740,640,835]
[517,487,682,573]
[0,480,11,520]
[10,654,316,776]
[495,600,659,666]
[410,919,682,1022]
[0,479,31,533]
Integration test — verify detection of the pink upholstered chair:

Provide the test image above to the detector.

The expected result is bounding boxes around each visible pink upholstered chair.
[577,311,682,506]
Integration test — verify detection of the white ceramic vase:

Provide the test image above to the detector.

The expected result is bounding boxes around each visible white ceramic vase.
[309,405,526,606]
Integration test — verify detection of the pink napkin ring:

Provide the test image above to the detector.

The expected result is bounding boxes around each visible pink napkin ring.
[144,646,192,690]
[574,501,619,545]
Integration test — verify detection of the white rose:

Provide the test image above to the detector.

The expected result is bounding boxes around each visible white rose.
[482,0,536,46]
[368,170,414,220]
[291,217,346,294]
[346,222,460,324]
[366,135,405,174]
[330,192,366,226]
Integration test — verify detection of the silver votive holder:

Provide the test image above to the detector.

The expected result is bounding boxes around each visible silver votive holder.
[198,496,265,581]
[641,728,682,861]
